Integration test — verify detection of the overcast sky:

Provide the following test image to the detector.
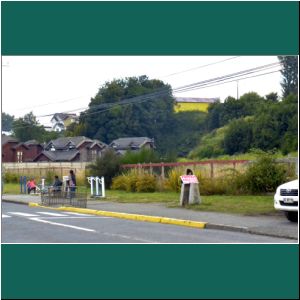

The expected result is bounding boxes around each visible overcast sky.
[1,56,282,126]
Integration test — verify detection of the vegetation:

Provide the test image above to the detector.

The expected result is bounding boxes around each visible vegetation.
[12,112,61,143]
[278,55,298,97]
[104,190,277,216]
[86,149,121,188]
[190,93,298,159]
[2,112,14,131]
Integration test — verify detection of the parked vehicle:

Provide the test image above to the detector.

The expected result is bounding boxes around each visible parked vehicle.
[274,179,298,222]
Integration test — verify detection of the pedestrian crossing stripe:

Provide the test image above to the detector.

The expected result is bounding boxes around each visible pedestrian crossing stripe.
[36,212,68,217]
[8,212,39,217]
[2,214,11,218]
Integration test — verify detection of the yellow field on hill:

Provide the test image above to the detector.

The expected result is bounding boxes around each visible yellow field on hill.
[175,102,210,112]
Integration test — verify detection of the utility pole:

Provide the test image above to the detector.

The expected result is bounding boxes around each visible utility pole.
[236,80,239,100]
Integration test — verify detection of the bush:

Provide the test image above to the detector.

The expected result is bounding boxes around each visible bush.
[242,155,287,193]
[4,172,19,183]
[136,174,157,192]
[112,170,157,193]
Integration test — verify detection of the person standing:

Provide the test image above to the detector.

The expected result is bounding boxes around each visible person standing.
[69,170,76,197]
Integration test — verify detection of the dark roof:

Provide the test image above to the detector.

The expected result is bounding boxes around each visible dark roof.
[34,149,80,162]
[1,135,18,146]
[24,140,41,146]
[12,143,29,150]
[109,137,154,150]
[175,97,219,103]
[45,136,93,150]
[87,140,108,149]
[51,113,78,122]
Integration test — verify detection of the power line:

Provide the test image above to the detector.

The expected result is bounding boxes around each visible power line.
[11,63,283,130]
[163,56,241,77]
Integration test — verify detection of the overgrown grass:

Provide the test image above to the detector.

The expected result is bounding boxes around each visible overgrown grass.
[105,190,276,215]
[105,190,178,203]
[2,183,20,194]
[168,195,276,216]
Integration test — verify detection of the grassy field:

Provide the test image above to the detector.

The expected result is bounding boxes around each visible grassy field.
[3,183,276,216]
[104,190,276,216]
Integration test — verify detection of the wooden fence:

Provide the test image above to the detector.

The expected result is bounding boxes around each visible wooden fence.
[121,160,250,178]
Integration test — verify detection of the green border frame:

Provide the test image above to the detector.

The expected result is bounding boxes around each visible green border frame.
[1,1,299,299]
[1,1,299,55]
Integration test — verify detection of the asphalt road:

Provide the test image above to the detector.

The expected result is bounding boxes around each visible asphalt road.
[1,203,296,243]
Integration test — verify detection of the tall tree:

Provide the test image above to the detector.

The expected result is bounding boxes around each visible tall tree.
[79,76,175,153]
[12,112,46,142]
[278,56,298,97]
[1,112,14,132]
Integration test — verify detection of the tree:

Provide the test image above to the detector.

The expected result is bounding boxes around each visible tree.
[278,56,298,97]
[1,112,14,132]
[265,92,279,102]
[86,149,121,188]
[224,118,253,155]
[12,112,46,142]
[79,76,175,154]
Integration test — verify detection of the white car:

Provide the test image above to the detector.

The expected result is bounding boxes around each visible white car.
[274,179,298,222]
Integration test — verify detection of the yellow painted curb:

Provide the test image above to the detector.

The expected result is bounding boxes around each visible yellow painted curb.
[28,202,206,229]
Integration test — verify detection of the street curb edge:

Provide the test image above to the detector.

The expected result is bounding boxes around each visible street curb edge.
[28,202,207,229]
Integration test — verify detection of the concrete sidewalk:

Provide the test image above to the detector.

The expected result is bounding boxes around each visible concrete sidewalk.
[2,194,298,240]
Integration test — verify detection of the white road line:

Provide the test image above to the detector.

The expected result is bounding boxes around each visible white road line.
[30,217,96,232]
[36,212,68,217]
[102,232,156,243]
[8,212,39,217]
[2,214,11,218]
[63,212,93,216]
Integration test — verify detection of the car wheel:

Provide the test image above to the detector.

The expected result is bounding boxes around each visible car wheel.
[284,211,298,222]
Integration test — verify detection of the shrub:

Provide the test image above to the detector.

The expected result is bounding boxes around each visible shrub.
[4,172,19,183]
[112,170,157,193]
[136,173,157,192]
[242,155,287,193]
[111,174,128,191]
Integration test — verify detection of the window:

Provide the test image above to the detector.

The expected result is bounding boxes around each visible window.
[17,151,23,163]
[91,150,98,160]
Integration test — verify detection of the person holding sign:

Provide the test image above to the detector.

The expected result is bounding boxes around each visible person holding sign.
[180,169,201,206]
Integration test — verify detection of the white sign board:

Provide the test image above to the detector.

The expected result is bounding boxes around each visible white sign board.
[180,175,199,184]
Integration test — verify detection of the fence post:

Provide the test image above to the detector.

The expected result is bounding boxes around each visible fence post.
[149,162,153,175]
[210,162,214,178]
[161,164,165,180]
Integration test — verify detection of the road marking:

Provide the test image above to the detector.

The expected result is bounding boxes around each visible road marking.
[36,212,68,217]
[64,212,93,216]
[30,217,95,232]
[9,212,39,217]
[101,232,156,243]
[2,214,11,218]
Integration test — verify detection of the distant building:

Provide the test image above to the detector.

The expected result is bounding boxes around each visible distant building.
[50,113,79,132]
[174,97,219,112]
[33,136,107,162]
[2,135,43,163]
[109,137,155,155]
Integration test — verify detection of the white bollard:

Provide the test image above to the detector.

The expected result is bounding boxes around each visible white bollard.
[101,176,105,198]
[95,176,99,196]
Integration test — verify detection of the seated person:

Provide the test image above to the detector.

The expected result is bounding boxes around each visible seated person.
[27,178,37,194]
[52,175,63,192]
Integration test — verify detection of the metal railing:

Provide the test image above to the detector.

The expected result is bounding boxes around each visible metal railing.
[40,186,87,208]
